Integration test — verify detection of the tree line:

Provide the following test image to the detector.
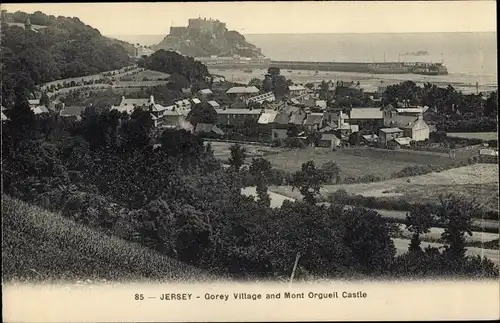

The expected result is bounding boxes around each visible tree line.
[1,10,132,107]
[2,94,498,280]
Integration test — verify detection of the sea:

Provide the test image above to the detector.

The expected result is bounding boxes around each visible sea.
[110,32,497,93]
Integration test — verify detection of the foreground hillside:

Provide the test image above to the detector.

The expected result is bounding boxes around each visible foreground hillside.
[2,196,218,283]
[1,10,132,106]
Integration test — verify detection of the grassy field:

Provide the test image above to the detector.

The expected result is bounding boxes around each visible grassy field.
[2,196,219,283]
[211,142,469,179]
[271,163,499,211]
[264,147,439,179]
[447,132,498,141]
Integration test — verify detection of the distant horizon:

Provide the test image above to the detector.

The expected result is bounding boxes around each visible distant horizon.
[108,31,497,37]
[3,2,496,35]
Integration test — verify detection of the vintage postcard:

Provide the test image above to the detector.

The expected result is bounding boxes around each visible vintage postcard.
[1,1,499,322]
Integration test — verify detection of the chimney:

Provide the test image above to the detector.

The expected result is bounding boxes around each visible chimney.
[121,96,125,105]
[150,95,155,105]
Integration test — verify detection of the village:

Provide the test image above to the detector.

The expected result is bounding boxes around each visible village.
[17,71,494,157]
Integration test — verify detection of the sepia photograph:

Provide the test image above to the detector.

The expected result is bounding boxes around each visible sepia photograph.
[1,1,498,321]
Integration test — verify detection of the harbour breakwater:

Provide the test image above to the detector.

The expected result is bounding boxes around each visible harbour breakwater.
[199,59,448,75]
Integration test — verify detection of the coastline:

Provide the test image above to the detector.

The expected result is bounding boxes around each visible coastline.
[210,68,498,94]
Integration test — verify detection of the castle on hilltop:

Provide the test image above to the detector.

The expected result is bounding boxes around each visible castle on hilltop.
[169,17,227,37]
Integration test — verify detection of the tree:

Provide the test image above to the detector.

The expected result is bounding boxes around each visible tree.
[291,161,327,204]
[249,157,272,177]
[436,194,475,260]
[321,161,341,184]
[187,102,218,126]
[255,177,271,208]
[40,92,50,107]
[405,204,435,253]
[340,207,396,273]
[248,78,263,90]
[228,143,247,171]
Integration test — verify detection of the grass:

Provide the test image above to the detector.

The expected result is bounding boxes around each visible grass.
[265,147,423,179]
[447,132,498,141]
[2,195,220,283]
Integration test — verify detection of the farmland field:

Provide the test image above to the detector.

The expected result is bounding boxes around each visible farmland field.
[447,132,498,141]
[264,146,452,179]
[271,164,499,211]
[211,143,465,178]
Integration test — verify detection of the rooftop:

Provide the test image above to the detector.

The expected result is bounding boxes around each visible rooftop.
[216,108,262,115]
[226,86,259,94]
[258,111,279,124]
[199,89,213,95]
[380,127,403,133]
[350,107,383,119]
[60,106,87,117]
[304,112,324,126]
[289,85,306,91]
[385,115,417,128]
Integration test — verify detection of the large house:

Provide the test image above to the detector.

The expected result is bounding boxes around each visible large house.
[379,127,405,146]
[288,85,307,97]
[247,92,276,105]
[111,95,155,114]
[349,108,384,128]
[385,113,430,141]
[303,113,324,131]
[226,86,259,102]
[215,107,262,128]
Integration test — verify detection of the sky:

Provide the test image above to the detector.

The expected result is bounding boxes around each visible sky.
[2,1,497,36]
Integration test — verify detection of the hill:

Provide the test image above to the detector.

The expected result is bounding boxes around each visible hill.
[2,195,218,283]
[151,17,264,58]
[0,10,134,106]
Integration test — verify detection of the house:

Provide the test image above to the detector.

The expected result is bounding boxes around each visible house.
[31,106,50,115]
[207,100,221,109]
[393,137,413,148]
[288,85,307,97]
[226,86,259,101]
[402,116,430,141]
[194,123,224,136]
[60,106,87,121]
[174,99,192,116]
[247,92,276,105]
[28,99,40,108]
[271,128,288,140]
[315,100,327,110]
[258,111,279,125]
[379,128,404,145]
[257,110,280,140]
[215,107,262,128]
[273,105,306,127]
[385,113,430,141]
[198,88,213,100]
[303,113,324,131]
[349,108,384,126]
[396,106,429,117]
[361,134,380,145]
[317,126,342,149]
[111,95,155,115]
[161,108,193,131]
